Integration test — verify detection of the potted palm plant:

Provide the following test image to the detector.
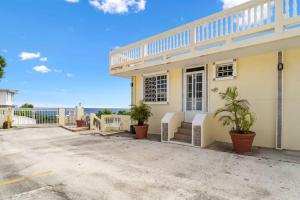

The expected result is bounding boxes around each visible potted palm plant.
[214,87,256,153]
[130,102,152,139]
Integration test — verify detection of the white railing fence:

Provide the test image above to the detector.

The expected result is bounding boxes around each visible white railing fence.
[65,108,76,126]
[13,108,59,126]
[100,115,131,132]
[110,0,300,69]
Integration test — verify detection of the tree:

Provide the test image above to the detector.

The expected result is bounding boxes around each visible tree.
[21,103,34,109]
[96,109,113,118]
[117,110,131,115]
[0,56,7,79]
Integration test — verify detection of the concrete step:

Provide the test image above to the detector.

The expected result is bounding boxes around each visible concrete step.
[170,138,191,144]
[174,132,192,143]
[177,127,192,135]
[181,122,192,129]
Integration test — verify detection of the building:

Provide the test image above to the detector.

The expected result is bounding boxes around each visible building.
[0,89,17,108]
[0,90,16,128]
[109,0,300,150]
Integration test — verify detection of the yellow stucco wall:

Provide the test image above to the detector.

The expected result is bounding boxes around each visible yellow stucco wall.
[132,48,300,150]
[134,68,183,134]
[207,52,277,148]
[283,48,300,150]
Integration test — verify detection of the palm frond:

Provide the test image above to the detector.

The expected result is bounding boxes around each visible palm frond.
[214,87,256,133]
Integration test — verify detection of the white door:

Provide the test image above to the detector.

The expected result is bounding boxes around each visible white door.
[184,70,206,122]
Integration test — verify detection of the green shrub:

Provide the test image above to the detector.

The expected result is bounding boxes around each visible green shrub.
[96,109,113,118]
[117,110,131,115]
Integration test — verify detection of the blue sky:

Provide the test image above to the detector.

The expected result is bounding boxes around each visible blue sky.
[0,0,245,108]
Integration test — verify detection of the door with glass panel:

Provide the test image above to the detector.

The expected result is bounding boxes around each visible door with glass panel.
[184,68,206,123]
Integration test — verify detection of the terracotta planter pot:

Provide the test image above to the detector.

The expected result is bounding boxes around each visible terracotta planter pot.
[230,131,256,153]
[76,120,85,128]
[134,125,149,139]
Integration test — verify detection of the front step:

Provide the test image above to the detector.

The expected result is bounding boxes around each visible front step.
[177,127,191,135]
[171,122,192,144]
[173,132,192,143]
[170,138,191,144]
[181,122,192,129]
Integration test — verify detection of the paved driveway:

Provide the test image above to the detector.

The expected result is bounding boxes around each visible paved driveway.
[0,127,299,200]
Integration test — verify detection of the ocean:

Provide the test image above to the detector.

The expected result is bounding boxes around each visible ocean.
[84,108,130,114]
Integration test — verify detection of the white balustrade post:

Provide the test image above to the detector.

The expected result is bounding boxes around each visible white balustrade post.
[75,106,84,121]
[293,0,298,17]
[89,113,95,130]
[285,0,290,18]
[275,0,284,33]
[58,108,65,126]
[190,25,196,53]
[101,115,106,132]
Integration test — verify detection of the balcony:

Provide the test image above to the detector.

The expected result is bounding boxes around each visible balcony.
[110,0,300,77]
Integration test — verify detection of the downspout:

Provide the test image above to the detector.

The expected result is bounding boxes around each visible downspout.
[131,77,135,106]
[130,76,135,134]
[276,51,284,150]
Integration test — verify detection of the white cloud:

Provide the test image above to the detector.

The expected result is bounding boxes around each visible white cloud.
[19,52,41,61]
[53,69,63,73]
[33,65,51,73]
[40,57,48,62]
[66,73,74,78]
[65,0,80,3]
[89,0,146,14]
[220,0,249,10]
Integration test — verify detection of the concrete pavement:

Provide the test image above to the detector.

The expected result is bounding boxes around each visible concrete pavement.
[0,127,300,200]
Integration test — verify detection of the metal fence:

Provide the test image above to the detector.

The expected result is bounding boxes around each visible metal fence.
[13,108,59,127]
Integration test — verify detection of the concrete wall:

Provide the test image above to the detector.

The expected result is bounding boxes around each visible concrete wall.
[132,48,300,150]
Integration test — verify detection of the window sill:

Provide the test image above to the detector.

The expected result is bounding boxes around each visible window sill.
[213,76,236,81]
[144,101,169,105]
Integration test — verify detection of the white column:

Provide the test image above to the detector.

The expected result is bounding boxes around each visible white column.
[58,108,65,126]
[89,113,95,130]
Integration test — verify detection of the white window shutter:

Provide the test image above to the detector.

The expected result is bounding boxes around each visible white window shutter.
[212,63,216,80]
[233,59,238,78]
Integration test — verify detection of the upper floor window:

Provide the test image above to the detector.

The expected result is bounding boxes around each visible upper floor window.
[216,63,233,78]
[144,74,168,103]
[213,59,237,81]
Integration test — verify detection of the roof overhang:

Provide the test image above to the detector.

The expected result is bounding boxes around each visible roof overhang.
[0,89,18,94]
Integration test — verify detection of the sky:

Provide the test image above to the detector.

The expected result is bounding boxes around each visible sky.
[0,0,248,108]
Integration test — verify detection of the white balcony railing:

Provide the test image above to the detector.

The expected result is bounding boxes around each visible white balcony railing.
[110,0,300,73]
